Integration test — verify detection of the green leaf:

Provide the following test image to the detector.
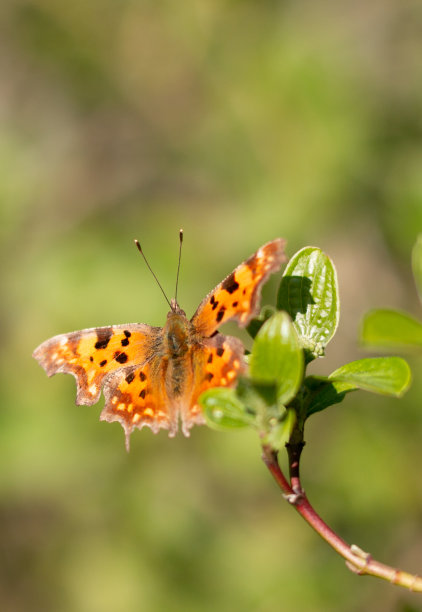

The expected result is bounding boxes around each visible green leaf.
[235,377,281,428]
[412,234,422,303]
[277,247,339,360]
[246,305,276,339]
[361,309,422,349]
[329,357,411,397]
[250,311,304,406]
[200,388,254,430]
[304,376,355,417]
[264,408,297,451]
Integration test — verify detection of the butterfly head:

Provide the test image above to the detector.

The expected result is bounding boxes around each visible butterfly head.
[169,298,186,317]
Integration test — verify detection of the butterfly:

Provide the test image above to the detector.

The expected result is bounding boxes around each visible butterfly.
[33,237,287,449]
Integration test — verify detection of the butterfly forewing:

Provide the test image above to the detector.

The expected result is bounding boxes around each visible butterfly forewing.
[191,238,287,337]
[32,324,160,405]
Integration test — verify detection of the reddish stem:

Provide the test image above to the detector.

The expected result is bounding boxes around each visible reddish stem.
[261,445,422,591]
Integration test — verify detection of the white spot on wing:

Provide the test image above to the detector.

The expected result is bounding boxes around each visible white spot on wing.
[256,247,265,259]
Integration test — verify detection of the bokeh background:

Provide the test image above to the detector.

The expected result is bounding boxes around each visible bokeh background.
[2,1,422,610]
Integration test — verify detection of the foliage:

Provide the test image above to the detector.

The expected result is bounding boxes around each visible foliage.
[361,235,422,350]
[201,246,411,448]
[200,241,422,590]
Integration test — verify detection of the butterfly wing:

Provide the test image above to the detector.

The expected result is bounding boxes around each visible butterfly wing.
[101,356,177,450]
[179,332,246,435]
[33,324,161,405]
[191,238,287,337]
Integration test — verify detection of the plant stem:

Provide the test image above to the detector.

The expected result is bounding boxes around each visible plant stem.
[261,444,422,591]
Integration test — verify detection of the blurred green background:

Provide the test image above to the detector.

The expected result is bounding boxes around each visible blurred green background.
[2,1,422,610]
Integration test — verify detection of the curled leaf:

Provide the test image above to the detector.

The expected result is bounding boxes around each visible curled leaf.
[250,311,303,406]
[277,247,339,360]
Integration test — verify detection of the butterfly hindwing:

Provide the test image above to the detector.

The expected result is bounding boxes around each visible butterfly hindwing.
[180,333,246,434]
[101,356,177,450]
[191,239,287,337]
[32,324,160,405]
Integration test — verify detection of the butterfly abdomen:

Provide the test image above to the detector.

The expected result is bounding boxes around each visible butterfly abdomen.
[166,356,186,397]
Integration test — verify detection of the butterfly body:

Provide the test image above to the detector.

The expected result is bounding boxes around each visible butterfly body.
[165,308,190,358]
[33,238,287,448]
[158,310,200,403]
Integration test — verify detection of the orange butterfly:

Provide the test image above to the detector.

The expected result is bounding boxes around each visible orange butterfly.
[33,237,286,449]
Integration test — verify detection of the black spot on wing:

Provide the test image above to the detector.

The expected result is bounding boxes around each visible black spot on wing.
[121,338,129,347]
[216,306,226,323]
[95,328,113,350]
[100,359,107,367]
[125,372,135,384]
[139,371,146,381]
[216,347,225,357]
[222,272,240,294]
[139,389,146,399]
[114,352,128,364]
[210,294,219,310]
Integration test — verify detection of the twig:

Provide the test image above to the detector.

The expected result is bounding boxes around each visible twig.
[261,444,422,591]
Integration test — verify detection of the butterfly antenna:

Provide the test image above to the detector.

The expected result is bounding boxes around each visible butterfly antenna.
[134,240,173,310]
[174,229,183,304]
